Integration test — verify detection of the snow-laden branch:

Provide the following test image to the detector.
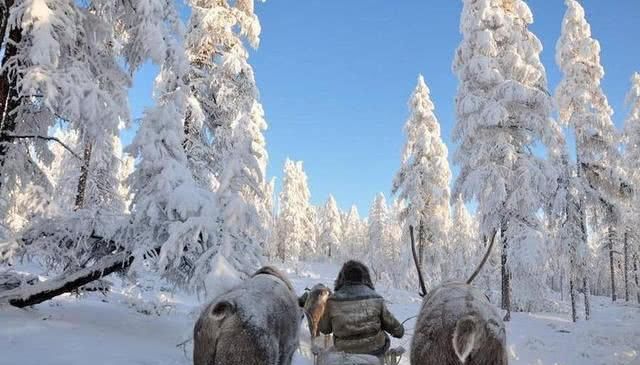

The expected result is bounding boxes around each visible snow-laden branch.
[5,134,81,160]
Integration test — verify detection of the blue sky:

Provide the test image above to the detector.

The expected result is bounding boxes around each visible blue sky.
[126,0,640,215]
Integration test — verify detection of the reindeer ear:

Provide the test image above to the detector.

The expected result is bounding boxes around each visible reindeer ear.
[210,300,234,320]
[452,316,478,364]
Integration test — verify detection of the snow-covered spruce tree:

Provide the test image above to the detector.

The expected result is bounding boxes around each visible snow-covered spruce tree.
[2,0,144,274]
[0,0,78,208]
[318,195,342,259]
[548,144,589,321]
[276,159,315,261]
[622,72,640,303]
[126,42,225,288]
[183,0,261,186]
[386,198,404,267]
[342,205,365,259]
[311,204,323,254]
[2,0,243,304]
[556,0,627,303]
[214,99,268,271]
[453,0,558,317]
[1,23,195,306]
[125,1,264,288]
[181,0,271,264]
[393,74,451,282]
[263,177,276,259]
[448,195,480,281]
[1,124,83,263]
[115,0,175,71]
[367,193,389,281]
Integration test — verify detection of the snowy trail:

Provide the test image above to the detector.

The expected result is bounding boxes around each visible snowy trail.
[1,261,638,365]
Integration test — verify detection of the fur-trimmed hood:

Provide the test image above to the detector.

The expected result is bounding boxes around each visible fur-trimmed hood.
[334,260,375,291]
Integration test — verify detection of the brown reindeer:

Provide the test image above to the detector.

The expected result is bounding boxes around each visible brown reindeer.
[301,283,332,337]
[409,227,508,365]
[299,283,333,363]
[193,266,302,365]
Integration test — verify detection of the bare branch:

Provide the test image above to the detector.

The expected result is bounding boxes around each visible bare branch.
[4,134,81,159]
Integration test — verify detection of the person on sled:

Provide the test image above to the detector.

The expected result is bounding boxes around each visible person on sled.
[318,260,405,359]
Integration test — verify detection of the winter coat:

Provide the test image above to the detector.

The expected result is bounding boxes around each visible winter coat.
[318,283,404,356]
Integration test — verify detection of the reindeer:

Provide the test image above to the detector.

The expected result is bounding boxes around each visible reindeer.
[299,283,333,364]
[409,226,508,365]
[193,266,302,365]
[300,283,332,337]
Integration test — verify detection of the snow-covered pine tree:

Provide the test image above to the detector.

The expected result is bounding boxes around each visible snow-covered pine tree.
[453,0,558,317]
[393,74,451,283]
[276,159,315,261]
[556,0,626,303]
[367,193,388,281]
[622,72,640,303]
[319,195,342,259]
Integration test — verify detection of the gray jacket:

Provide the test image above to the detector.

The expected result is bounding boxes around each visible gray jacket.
[318,284,404,355]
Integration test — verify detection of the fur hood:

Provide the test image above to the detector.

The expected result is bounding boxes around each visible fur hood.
[334,260,375,291]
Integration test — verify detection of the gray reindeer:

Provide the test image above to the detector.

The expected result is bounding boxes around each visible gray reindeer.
[193,266,302,365]
[409,226,508,365]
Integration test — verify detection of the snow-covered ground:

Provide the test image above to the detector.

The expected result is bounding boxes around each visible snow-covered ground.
[1,261,638,365]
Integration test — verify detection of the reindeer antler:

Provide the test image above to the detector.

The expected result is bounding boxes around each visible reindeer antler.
[466,230,498,285]
[410,225,428,297]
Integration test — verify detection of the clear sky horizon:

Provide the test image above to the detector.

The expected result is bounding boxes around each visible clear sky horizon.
[126,0,640,216]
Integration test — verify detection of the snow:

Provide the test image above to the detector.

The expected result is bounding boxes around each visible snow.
[1,261,639,365]
[203,253,242,301]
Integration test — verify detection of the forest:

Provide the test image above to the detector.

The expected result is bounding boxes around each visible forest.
[0,1,639,364]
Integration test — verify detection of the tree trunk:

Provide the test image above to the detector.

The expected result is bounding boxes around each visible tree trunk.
[624,231,629,301]
[575,152,591,319]
[0,5,21,191]
[1,249,130,308]
[277,234,285,263]
[583,277,591,320]
[560,270,564,302]
[183,108,193,151]
[608,225,616,302]
[0,0,15,53]
[569,279,577,322]
[634,255,640,304]
[418,220,425,269]
[500,219,511,321]
[74,142,93,209]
